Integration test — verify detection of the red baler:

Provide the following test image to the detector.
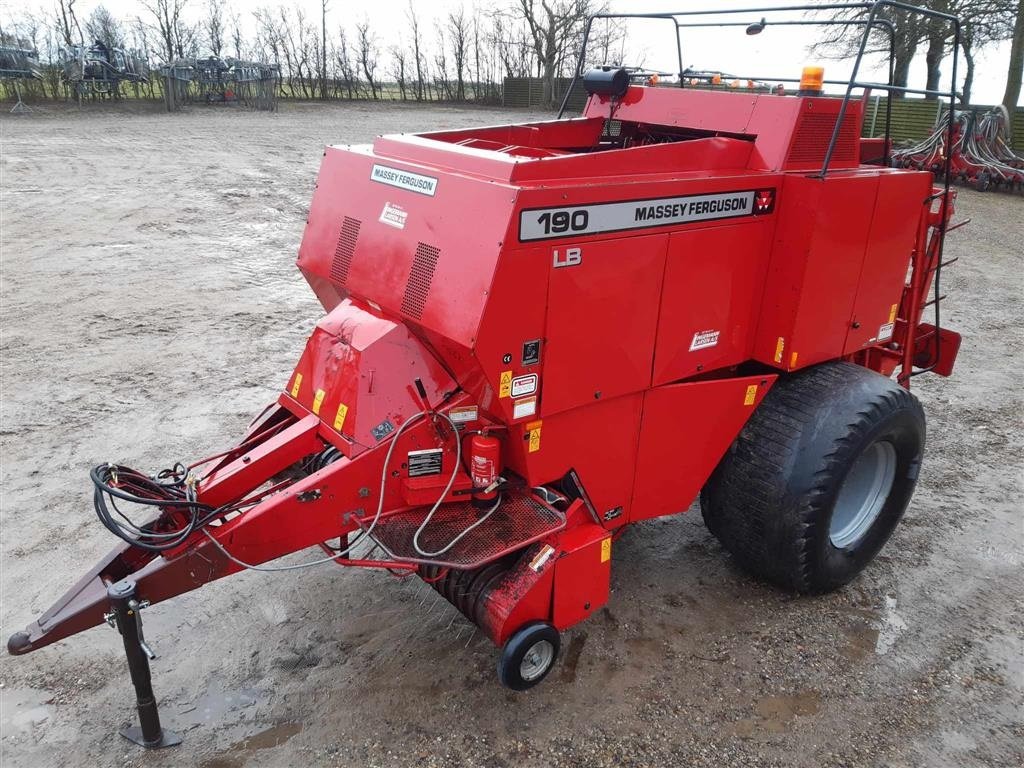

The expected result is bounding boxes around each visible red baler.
[7,2,966,747]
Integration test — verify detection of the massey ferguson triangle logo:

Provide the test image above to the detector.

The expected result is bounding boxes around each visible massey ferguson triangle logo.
[754,189,776,214]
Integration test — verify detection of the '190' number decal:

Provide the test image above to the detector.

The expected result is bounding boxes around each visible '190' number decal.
[536,210,589,235]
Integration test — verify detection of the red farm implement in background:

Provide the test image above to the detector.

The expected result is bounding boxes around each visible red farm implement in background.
[7,2,966,749]
[891,105,1024,193]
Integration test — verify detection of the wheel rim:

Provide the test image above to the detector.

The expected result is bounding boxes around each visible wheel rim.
[519,639,555,682]
[830,441,897,549]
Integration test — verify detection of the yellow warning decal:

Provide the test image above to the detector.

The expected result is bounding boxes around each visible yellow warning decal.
[290,372,303,398]
[333,402,349,432]
[600,538,612,563]
[499,370,513,398]
[743,384,758,406]
[526,420,542,453]
[888,303,898,323]
[773,337,785,364]
[312,388,326,415]
[789,351,799,368]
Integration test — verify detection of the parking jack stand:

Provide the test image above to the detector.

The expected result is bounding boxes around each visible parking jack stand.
[107,579,182,748]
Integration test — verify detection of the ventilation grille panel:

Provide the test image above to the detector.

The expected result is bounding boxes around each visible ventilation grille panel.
[401,242,441,320]
[330,216,361,285]
[787,110,859,165]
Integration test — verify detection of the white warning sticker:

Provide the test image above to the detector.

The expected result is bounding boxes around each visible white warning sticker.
[689,329,721,351]
[370,164,438,196]
[878,322,895,341]
[510,373,538,398]
[379,201,408,229]
[512,396,537,420]
[448,405,478,424]
[529,544,556,572]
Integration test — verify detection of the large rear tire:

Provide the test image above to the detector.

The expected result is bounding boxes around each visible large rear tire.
[701,362,926,594]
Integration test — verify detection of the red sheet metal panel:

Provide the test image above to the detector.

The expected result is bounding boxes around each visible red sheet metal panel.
[472,244,550,425]
[418,116,606,150]
[541,233,668,416]
[782,98,864,172]
[584,86,762,138]
[285,299,455,455]
[509,136,756,184]
[582,87,862,173]
[552,524,612,631]
[506,394,644,523]
[753,172,879,371]
[653,219,775,385]
[477,542,556,645]
[844,170,932,353]
[630,374,777,522]
[296,145,515,349]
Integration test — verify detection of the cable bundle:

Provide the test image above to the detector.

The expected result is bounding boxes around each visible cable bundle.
[92,406,502,566]
[92,463,215,552]
[92,462,291,553]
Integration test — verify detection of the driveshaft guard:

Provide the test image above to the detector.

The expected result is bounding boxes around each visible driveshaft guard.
[283,299,456,455]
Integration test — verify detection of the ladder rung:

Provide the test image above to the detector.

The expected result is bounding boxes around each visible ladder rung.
[928,257,959,273]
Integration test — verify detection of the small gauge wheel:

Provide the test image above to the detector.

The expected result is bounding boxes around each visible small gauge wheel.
[497,622,560,691]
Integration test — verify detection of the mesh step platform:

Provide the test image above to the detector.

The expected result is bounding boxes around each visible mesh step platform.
[366,492,566,569]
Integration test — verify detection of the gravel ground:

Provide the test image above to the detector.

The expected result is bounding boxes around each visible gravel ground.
[1,101,1021,768]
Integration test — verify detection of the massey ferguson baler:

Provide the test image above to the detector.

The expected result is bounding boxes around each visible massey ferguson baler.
[8,2,966,748]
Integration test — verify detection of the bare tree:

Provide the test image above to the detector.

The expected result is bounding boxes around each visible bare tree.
[925,0,1014,100]
[174,17,197,58]
[320,0,328,99]
[6,11,43,52]
[335,26,358,98]
[471,6,484,100]
[140,0,188,63]
[230,10,243,59]
[202,0,224,57]
[807,3,923,97]
[292,7,318,98]
[129,16,157,96]
[808,0,1016,101]
[1004,0,1024,113]
[433,23,452,100]
[42,28,65,97]
[85,6,124,52]
[923,0,950,97]
[514,0,603,107]
[271,5,307,97]
[587,16,626,67]
[448,7,469,101]
[491,12,533,79]
[390,42,409,100]
[55,0,82,47]
[407,1,426,100]
[957,0,1017,103]
[253,7,283,71]
[356,20,379,99]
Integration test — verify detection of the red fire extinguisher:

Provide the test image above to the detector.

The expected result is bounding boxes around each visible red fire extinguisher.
[469,432,502,507]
